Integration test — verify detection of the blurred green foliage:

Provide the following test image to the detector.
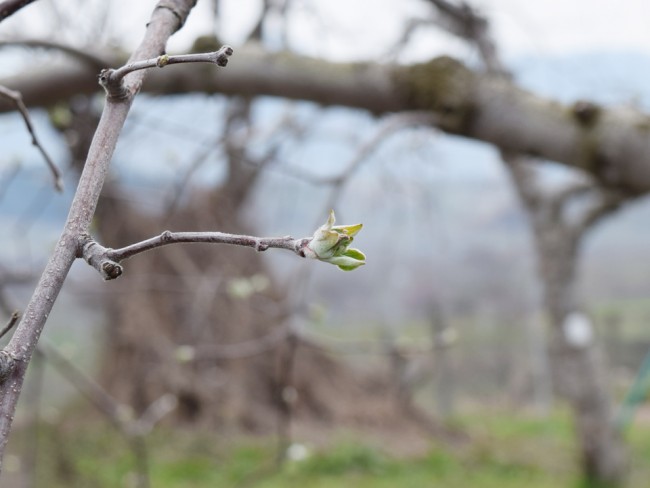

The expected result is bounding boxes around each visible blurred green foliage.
[7,408,650,488]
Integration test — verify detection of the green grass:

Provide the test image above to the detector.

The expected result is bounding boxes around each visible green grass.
[7,408,650,487]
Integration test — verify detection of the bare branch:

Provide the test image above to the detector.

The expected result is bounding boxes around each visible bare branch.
[0,0,202,466]
[38,339,126,429]
[80,231,310,280]
[0,39,111,69]
[0,312,19,341]
[39,339,177,487]
[548,181,596,222]
[40,338,177,435]
[426,0,506,75]
[387,18,435,59]
[99,46,233,99]
[0,85,63,192]
[133,394,178,437]
[287,112,438,187]
[7,44,650,193]
[177,324,292,361]
[0,0,37,21]
[322,112,437,209]
[575,191,628,236]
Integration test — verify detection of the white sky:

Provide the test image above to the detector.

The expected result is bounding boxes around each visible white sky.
[171,0,650,61]
[2,0,650,62]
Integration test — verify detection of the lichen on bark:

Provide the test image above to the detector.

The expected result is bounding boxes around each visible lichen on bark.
[394,55,477,133]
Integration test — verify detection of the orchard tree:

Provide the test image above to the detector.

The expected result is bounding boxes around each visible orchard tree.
[1,1,648,486]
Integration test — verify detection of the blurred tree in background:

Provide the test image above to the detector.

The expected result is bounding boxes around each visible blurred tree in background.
[2,1,650,486]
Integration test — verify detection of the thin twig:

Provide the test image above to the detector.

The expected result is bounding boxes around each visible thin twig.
[0,0,37,21]
[177,324,291,361]
[286,112,438,188]
[39,339,176,488]
[0,85,63,192]
[38,340,126,428]
[426,0,506,75]
[0,39,110,69]
[99,46,233,99]
[0,0,202,466]
[0,163,20,202]
[80,231,310,280]
[0,312,19,340]
[575,191,628,235]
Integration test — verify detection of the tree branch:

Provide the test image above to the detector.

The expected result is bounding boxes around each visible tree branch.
[0,0,37,21]
[6,46,650,193]
[0,85,63,191]
[0,0,202,467]
[574,191,628,236]
[176,324,292,361]
[0,39,112,69]
[79,231,310,280]
[0,312,18,341]
[38,339,176,488]
[99,46,233,99]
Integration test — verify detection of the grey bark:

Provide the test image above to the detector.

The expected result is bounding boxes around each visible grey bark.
[0,0,200,469]
[508,160,628,485]
[3,47,650,193]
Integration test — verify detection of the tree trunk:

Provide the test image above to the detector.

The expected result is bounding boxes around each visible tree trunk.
[538,220,626,486]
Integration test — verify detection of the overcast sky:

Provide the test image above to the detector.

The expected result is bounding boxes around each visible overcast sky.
[2,0,648,62]
[164,0,650,61]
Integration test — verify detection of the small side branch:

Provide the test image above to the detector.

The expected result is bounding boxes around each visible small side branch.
[80,231,310,281]
[0,0,37,21]
[99,45,233,99]
[0,312,19,340]
[0,85,63,192]
[38,339,176,488]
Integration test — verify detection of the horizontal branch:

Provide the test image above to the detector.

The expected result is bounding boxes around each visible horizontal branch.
[177,324,292,361]
[0,39,111,69]
[99,46,233,99]
[80,231,310,280]
[5,46,650,193]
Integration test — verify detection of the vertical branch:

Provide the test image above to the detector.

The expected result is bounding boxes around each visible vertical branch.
[275,332,298,465]
[21,349,44,488]
[0,0,200,467]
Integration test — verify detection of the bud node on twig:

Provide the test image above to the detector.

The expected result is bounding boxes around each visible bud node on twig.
[0,351,16,382]
[98,69,130,100]
[156,54,170,67]
[102,262,123,280]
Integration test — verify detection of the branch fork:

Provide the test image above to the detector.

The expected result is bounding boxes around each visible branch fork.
[79,231,311,281]
[99,45,233,99]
